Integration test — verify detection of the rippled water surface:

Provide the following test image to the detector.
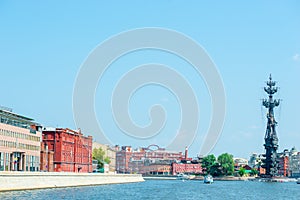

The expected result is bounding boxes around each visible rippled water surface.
[1,180,299,200]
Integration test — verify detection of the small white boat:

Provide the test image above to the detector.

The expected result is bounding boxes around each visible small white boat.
[204,175,213,184]
[177,173,190,180]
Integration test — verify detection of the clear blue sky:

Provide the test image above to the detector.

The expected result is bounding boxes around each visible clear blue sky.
[1,1,299,158]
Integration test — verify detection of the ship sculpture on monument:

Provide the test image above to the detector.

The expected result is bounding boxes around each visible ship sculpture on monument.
[261,74,281,178]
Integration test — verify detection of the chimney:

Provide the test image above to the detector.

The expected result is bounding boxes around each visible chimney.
[185,146,188,160]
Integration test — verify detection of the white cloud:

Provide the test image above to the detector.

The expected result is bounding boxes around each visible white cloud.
[293,53,300,61]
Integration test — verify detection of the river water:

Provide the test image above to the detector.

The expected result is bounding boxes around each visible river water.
[0,180,299,200]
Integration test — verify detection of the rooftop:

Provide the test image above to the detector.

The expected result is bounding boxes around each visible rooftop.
[0,107,36,130]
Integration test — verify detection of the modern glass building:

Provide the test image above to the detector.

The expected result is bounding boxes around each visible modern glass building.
[0,107,41,171]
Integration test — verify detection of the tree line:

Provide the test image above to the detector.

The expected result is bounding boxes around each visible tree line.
[201,153,234,177]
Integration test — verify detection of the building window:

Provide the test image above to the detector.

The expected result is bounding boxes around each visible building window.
[0,152,4,171]
[26,155,29,171]
[5,153,10,171]
[30,155,35,171]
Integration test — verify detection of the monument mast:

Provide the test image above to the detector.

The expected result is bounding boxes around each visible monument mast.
[261,74,280,177]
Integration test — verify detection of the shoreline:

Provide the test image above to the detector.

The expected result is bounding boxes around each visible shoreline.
[0,172,144,192]
[142,175,251,181]
[143,175,297,182]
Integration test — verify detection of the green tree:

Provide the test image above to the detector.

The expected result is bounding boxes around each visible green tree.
[92,147,110,168]
[250,168,258,176]
[210,162,222,177]
[104,157,111,164]
[238,167,246,177]
[202,154,217,175]
[217,153,234,176]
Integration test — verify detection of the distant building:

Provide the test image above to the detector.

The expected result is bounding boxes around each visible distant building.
[234,158,248,166]
[288,147,300,177]
[234,157,248,170]
[142,164,171,175]
[277,149,289,177]
[116,145,194,175]
[41,128,93,173]
[0,108,41,171]
[248,153,259,168]
[172,162,202,175]
[255,148,300,177]
[259,166,266,175]
[92,142,117,172]
[116,145,184,174]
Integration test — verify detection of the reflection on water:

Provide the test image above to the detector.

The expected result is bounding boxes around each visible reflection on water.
[0,180,299,200]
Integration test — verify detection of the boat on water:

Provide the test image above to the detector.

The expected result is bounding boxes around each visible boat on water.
[297,178,300,184]
[204,175,213,184]
[177,173,190,180]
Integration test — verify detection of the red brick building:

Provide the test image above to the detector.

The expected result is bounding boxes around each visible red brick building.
[172,163,202,175]
[143,164,172,175]
[40,142,54,172]
[116,145,184,174]
[116,145,202,175]
[278,154,289,177]
[41,128,92,173]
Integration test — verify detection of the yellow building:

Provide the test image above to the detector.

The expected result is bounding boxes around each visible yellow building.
[92,142,116,172]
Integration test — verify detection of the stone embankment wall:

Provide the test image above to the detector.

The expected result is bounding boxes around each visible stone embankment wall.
[0,172,144,192]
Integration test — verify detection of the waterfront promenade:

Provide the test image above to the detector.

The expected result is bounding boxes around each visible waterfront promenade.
[0,172,144,192]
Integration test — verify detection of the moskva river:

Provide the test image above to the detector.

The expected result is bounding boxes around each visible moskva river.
[1,180,299,200]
